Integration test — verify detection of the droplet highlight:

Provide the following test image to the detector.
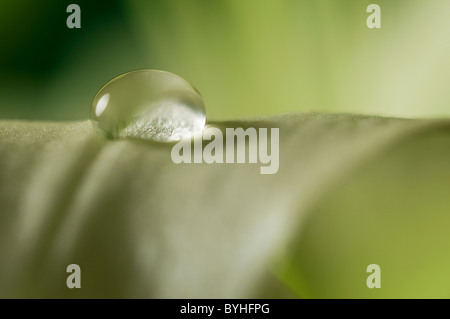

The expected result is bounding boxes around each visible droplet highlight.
[90,70,206,142]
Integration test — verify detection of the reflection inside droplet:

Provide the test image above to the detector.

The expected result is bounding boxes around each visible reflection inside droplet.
[90,70,207,142]
[95,93,109,117]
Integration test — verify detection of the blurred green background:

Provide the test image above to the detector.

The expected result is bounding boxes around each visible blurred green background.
[0,0,449,121]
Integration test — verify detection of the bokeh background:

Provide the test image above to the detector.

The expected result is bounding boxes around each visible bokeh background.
[0,0,449,121]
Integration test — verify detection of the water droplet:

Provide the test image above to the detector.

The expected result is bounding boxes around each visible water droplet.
[90,70,206,142]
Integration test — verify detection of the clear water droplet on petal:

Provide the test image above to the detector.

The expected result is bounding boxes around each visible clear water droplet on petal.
[90,70,206,142]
